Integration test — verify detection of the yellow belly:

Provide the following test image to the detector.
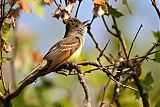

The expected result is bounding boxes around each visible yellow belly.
[67,41,83,62]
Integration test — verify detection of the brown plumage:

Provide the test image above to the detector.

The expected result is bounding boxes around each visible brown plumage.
[19,18,88,84]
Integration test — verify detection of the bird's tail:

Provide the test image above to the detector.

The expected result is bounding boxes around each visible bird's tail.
[19,59,48,84]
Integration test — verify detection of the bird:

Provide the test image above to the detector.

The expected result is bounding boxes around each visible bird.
[19,18,88,84]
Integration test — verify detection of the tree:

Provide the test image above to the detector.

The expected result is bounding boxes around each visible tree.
[0,0,160,107]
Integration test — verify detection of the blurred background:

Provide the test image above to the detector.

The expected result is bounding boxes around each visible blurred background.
[3,0,160,107]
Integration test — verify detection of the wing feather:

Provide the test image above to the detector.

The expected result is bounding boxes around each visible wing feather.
[43,36,81,70]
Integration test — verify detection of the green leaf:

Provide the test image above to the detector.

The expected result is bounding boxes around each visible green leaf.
[2,22,10,41]
[152,31,160,63]
[142,72,153,85]
[141,72,153,92]
[30,0,44,17]
[134,91,140,100]
[155,100,160,107]
[122,0,128,5]
[155,52,160,63]
[33,3,44,17]
[107,5,123,18]
[152,31,160,41]
[0,57,12,62]
[122,0,132,14]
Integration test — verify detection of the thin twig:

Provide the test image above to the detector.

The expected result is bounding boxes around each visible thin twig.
[97,39,110,67]
[115,98,121,107]
[5,2,15,18]
[127,24,143,59]
[0,69,7,95]
[112,16,128,58]
[3,64,66,103]
[102,68,138,91]
[115,42,160,78]
[77,61,101,67]
[53,0,62,12]
[102,16,117,36]
[98,39,110,59]
[100,79,110,107]
[87,27,112,63]
[151,0,160,19]
[3,0,5,17]
[72,64,91,107]
[1,0,3,19]
[132,74,149,107]
[75,0,82,18]
[110,83,120,107]
[53,0,58,6]
[59,0,62,4]
[110,68,121,107]
[3,63,91,106]
[0,0,7,95]
[125,3,132,15]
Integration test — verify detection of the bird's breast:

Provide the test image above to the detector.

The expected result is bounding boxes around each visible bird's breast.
[67,38,83,62]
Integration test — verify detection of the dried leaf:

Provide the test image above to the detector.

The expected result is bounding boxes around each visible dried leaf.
[93,0,106,5]
[17,0,32,13]
[51,3,74,20]
[62,3,73,19]
[43,0,53,5]
[4,43,14,53]
[8,0,14,6]
[93,0,108,16]
[93,4,107,16]
[31,50,43,64]
[68,0,77,3]
[64,3,73,14]
[51,11,61,19]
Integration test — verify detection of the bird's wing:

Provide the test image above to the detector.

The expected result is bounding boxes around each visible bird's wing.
[43,36,81,70]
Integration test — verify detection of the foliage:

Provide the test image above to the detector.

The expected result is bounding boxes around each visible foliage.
[107,5,123,18]
[152,31,160,62]
[0,0,160,107]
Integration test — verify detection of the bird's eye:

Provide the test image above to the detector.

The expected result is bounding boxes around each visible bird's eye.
[76,24,78,27]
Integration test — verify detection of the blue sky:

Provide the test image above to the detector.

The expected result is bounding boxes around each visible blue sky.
[16,0,160,55]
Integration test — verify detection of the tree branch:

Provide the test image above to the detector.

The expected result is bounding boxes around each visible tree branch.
[72,64,91,107]
[151,0,160,19]
[87,25,112,64]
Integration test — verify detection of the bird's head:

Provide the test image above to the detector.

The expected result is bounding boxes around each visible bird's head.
[63,18,89,38]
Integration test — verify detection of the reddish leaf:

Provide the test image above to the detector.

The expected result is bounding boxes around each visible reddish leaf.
[31,50,43,64]
[17,0,32,13]
[8,0,14,6]
[68,0,77,3]
[93,0,108,16]
[93,4,106,16]
[61,3,73,19]
[51,11,61,19]
[51,3,73,20]
[44,0,53,5]
[93,0,106,5]
[4,43,14,53]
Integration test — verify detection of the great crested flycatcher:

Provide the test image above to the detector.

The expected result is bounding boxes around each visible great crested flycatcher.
[20,18,88,84]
